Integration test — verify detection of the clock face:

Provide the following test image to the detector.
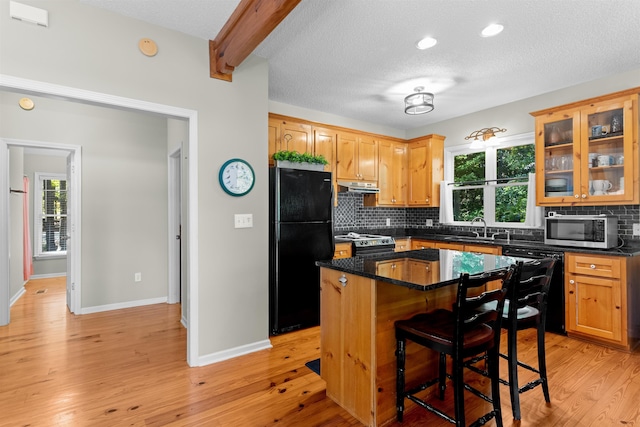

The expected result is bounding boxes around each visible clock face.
[219,159,255,196]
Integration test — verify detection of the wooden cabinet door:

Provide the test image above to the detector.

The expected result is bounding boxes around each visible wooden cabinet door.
[313,126,336,173]
[280,120,313,154]
[336,131,358,180]
[377,140,394,205]
[357,137,378,181]
[378,140,407,205]
[407,135,444,207]
[376,260,405,280]
[565,252,627,346]
[408,140,429,205]
[464,244,502,255]
[411,239,436,250]
[394,238,410,252]
[268,117,281,166]
[333,242,352,259]
[567,273,622,341]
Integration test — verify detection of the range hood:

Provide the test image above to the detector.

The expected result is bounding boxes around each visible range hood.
[337,180,380,194]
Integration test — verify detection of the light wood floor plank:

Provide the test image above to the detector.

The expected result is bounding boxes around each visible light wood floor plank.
[1,277,640,426]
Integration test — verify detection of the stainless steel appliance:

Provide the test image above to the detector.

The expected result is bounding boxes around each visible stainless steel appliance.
[334,232,396,255]
[269,167,334,335]
[544,214,618,249]
[501,246,565,334]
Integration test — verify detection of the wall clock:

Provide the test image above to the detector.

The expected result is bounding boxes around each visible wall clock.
[218,158,255,196]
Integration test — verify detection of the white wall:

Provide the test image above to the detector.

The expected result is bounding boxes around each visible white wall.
[23,153,67,277]
[0,0,269,360]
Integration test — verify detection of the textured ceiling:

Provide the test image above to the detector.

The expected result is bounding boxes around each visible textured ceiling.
[82,0,640,131]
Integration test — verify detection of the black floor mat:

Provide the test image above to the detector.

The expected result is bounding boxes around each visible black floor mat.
[305,358,320,375]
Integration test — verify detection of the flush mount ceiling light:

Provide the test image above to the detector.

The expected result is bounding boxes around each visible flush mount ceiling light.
[465,127,506,148]
[404,87,434,115]
[416,36,437,50]
[481,23,504,37]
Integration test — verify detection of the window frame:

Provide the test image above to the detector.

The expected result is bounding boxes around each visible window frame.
[33,172,68,259]
[444,132,535,229]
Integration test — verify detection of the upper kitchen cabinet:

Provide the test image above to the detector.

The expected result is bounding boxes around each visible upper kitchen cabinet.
[313,126,337,173]
[268,116,313,165]
[407,134,445,207]
[268,115,335,173]
[363,139,407,207]
[532,88,639,206]
[336,131,378,182]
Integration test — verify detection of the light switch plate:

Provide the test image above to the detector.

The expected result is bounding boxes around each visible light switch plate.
[633,223,640,236]
[426,219,433,227]
[234,213,253,228]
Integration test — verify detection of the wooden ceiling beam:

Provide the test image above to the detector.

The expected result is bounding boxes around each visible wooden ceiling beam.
[209,0,301,82]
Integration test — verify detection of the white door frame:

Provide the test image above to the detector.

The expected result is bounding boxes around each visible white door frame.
[168,147,181,306]
[0,74,200,367]
[1,140,81,315]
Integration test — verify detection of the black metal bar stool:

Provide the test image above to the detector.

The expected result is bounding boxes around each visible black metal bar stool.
[466,258,557,420]
[395,265,517,427]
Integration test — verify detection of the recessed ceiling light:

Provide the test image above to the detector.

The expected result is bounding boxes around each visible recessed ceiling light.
[416,36,437,50]
[481,23,504,37]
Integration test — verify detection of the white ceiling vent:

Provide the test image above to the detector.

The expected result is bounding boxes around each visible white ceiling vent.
[10,1,48,27]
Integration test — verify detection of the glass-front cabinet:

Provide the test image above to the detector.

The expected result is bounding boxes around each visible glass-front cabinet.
[532,90,638,206]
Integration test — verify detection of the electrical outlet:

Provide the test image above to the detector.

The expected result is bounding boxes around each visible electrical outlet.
[234,213,253,228]
[134,272,142,282]
[386,218,391,226]
[633,223,640,236]
[425,219,433,227]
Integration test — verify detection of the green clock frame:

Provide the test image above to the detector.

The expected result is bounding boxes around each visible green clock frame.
[218,158,255,197]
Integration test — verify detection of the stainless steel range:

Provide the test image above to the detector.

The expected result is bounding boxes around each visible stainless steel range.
[335,232,396,255]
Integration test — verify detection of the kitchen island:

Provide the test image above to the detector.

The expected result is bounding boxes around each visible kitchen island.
[316,249,526,427]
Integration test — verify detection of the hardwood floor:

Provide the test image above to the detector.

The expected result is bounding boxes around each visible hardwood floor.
[1,277,639,426]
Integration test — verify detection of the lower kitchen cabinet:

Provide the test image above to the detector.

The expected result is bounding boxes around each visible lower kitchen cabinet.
[410,239,436,250]
[394,238,410,252]
[333,242,352,259]
[565,252,640,350]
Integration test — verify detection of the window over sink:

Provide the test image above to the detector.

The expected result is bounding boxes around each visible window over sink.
[445,132,535,227]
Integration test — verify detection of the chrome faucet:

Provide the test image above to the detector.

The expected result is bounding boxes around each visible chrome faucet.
[470,216,487,238]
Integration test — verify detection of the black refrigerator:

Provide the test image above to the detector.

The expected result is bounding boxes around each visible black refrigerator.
[269,167,334,335]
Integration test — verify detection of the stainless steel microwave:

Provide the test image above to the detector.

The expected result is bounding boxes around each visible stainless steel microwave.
[544,215,618,249]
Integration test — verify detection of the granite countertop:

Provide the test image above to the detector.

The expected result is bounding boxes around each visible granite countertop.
[335,228,640,257]
[316,249,530,291]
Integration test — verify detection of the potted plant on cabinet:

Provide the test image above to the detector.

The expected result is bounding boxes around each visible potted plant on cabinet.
[272,150,329,171]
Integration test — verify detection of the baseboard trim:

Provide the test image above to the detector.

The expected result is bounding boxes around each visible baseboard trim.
[196,339,273,367]
[81,296,168,315]
[10,286,26,307]
[29,273,66,280]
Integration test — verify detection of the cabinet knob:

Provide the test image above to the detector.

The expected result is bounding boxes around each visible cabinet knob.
[581,194,587,198]
[590,264,596,269]
[338,274,347,287]
[574,194,579,199]
[569,279,575,284]
[391,264,396,269]
[569,290,574,294]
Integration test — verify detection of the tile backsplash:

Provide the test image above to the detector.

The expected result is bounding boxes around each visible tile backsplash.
[334,192,640,243]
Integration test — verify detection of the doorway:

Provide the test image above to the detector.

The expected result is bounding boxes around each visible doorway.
[0,74,201,367]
